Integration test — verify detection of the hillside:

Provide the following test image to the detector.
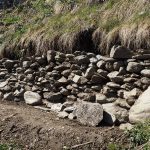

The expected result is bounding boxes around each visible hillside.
[0,0,149,58]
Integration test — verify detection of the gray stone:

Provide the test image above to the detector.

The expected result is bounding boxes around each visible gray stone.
[47,50,56,63]
[22,61,31,68]
[97,60,105,69]
[14,88,25,97]
[102,103,128,124]
[3,92,14,101]
[73,75,88,85]
[106,82,120,89]
[24,91,42,105]
[51,103,63,112]
[124,88,142,100]
[0,81,8,88]
[43,92,63,102]
[68,113,76,120]
[97,69,108,78]
[141,69,150,78]
[127,62,144,73]
[115,98,131,110]
[75,55,89,64]
[77,93,95,102]
[96,93,107,104]
[91,74,106,84]
[75,101,103,126]
[110,45,132,59]
[64,106,76,113]
[58,77,68,84]
[57,111,69,119]
[60,88,69,96]
[119,123,133,131]
[4,60,14,70]
[84,67,95,78]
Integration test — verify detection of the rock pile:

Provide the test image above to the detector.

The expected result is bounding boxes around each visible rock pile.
[0,45,150,126]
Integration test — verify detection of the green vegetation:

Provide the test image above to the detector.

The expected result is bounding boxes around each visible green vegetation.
[107,121,150,150]
[0,143,23,150]
[107,143,124,150]
[127,121,150,148]
[0,0,150,57]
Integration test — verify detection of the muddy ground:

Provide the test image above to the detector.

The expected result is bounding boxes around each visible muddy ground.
[0,101,129,150]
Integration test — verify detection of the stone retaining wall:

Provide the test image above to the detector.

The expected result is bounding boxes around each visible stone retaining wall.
[0,45,150,127]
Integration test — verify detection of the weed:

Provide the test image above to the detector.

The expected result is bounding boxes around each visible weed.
[127,121,150,148]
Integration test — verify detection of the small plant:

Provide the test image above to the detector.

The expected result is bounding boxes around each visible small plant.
[107,143,125,150]
[3,16,20,25]
[127,121,150,148]
[0,143,23,150]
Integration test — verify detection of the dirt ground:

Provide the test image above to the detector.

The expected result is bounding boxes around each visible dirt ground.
[0,101,128,150]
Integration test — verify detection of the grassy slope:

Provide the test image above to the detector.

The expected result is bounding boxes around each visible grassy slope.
[0,0,150,57]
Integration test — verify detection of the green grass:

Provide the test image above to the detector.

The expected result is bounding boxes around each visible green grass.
[2,16,21,25]
[0,0,149,56]
[0,143,23,150]
[127,121,150,148]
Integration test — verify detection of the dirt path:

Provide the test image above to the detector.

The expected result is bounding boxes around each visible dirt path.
[0,101,127,150]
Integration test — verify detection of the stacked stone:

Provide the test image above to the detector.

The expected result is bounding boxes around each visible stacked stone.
[0,45,150,127]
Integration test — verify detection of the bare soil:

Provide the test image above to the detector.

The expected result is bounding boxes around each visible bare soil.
[0,101,128,150]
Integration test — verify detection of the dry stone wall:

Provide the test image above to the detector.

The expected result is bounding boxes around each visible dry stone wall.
[0,45,150,127]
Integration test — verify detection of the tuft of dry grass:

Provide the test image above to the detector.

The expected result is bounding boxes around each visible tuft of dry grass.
[0,0,150,57]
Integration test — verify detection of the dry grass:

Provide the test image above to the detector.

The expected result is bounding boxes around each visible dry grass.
[0,0,150,57]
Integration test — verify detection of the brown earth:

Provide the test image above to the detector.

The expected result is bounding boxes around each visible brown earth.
[0,101,129,150]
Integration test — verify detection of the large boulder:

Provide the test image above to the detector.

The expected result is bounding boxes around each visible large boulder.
[24,91,42,105]
[75,101,103,126]
[129,86,150,123]
[110,45,132,59]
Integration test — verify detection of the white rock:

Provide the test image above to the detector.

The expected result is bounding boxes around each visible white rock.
[24,91,42,105]
[51,103,63,112]
[57,111,69,119]
[119,123,133,131]
[129,86,150,123]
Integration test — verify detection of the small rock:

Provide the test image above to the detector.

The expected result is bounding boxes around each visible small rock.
[57,111,69,119]
[84,67,95,78]
[73,75,88,84]
[68,113,76,120]
[96,93,107,104]
[43,92,63,103]
[75,55,90,64]
[4,60,14,71]
[91,74,106,84]
[141,69,150,78]
[22,61,31,68]
[64,106,76,113]
[106,82,120,89]
[119,123,133,131]
[127,62,144,73]
[3,92,14,101]
[51,103,63,112]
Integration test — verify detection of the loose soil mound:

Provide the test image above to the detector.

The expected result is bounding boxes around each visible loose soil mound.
[0,101,128,150]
